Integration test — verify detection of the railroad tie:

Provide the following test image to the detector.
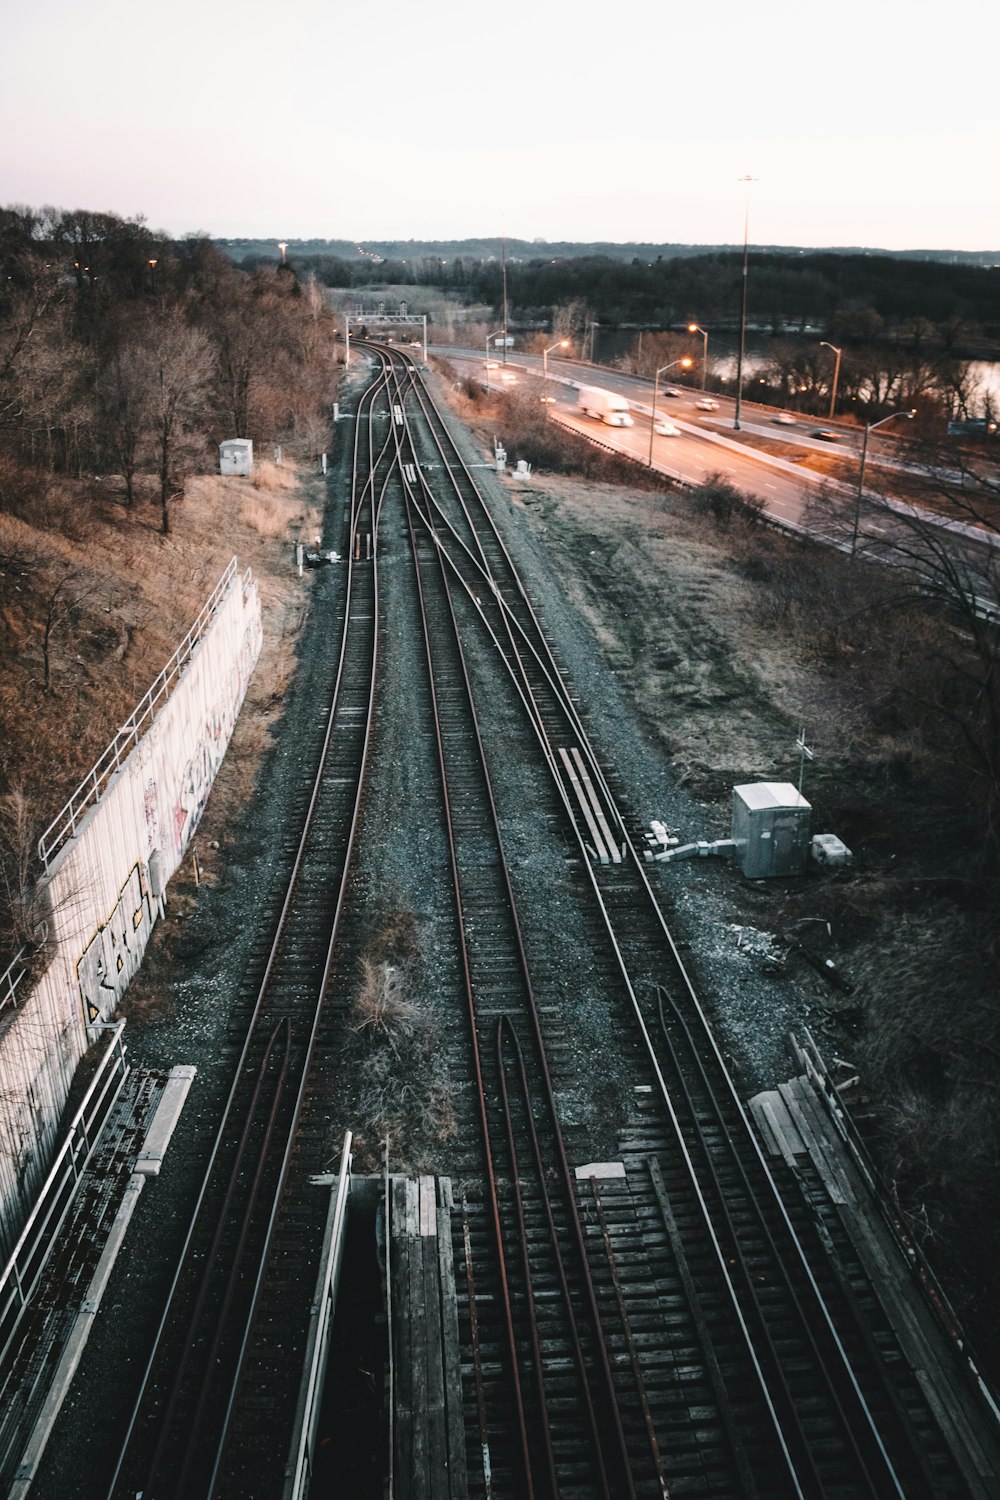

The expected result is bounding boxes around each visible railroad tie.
[558,747,609,862]
[569,748,622,863]
[557,748,622,864]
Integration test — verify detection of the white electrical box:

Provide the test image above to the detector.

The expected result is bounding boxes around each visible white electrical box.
[811,833,853,868]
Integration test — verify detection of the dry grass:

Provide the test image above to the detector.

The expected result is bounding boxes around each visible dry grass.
[251,458,300,492]
[351,957,414,1034]
[240,496,296,539]
[0,459,326,968]
[331,910,457,1172]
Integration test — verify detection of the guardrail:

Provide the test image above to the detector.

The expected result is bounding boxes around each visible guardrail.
[38,558,246,871]
[0,949,31,1023]
[0,1023,128,1367]
[282,1132,353,1500]
[791,1027,1000,1426]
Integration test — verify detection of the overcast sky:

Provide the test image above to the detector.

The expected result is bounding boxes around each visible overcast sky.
[2,0,995,251]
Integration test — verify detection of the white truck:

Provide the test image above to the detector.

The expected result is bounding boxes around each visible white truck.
[576,385,634,428]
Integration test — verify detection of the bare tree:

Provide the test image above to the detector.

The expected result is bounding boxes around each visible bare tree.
[0,786,43,955]
[96,343,157,506]
[146,312,213,534]
[809,456,1000,856]
[39,567,81,694]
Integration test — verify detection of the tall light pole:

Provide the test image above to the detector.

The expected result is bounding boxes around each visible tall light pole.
[820,341,843,420]
[543,338,570,411]
[688,322,709,391]
[485,328,505,393]
[501,236,509,364]
[734,175,757,431]
[851,409,916,557]
[648,358,692,465]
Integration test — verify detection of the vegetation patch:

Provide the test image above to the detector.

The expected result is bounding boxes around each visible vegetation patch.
[336,910,456,1174]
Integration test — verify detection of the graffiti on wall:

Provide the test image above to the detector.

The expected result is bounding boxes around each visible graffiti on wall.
[171,701,230,858]
[143,775,159,853]
[76,863,152,1025]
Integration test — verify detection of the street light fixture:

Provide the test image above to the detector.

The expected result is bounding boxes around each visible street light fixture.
[543,339,570,411]
[485,328,506,393]
[648,358,693,465]
[820,341,843,420]
[851,409,916,557]
[688,323,709,391]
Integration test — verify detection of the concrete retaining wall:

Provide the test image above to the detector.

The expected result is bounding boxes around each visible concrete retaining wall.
[0,560,262,1252]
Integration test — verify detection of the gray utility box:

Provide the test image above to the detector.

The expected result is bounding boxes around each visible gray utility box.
[219,438,253,476]
[731,782,811,879]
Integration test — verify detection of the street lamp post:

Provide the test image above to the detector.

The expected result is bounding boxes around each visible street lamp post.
[851,409,916,557]
[820,341,843,420]
[485,328,505,393]
[688,323,709,391]
[543,339,570,411]
[734,175,757,431]
[647,358,693,466]
[501,236,509,364]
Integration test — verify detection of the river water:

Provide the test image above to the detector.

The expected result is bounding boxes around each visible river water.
[592,331,1000,414]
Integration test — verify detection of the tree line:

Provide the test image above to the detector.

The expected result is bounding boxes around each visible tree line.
[277,246,1000,354]
[612,327,995,431]
[0,206,337,533]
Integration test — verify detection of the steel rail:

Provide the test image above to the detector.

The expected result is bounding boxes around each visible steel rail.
[384,344,921,1493]
[585,1176,671,1500]
[658,983,934,1497]
[654,986,895,1497]
[387,351,803,1491]
[105,358,394,1500]
[496,1014,613,1498]
[397,464,536,1497]
[402,365,625,822]
[396,410,636,1496]
[207,357,399,1496]
[140,1017,292,1494]
[367,343,979,1496]
[494,1018,566,1499]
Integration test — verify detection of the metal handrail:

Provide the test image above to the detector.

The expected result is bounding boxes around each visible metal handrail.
[38,558,244,869]
[792,1027,1000,1425]
[0,1023,128,1363]
[0,949,30,1021]
[282,1133,353,1500]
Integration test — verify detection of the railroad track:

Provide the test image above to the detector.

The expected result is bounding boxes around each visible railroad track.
[375,343,985,1497]
[102,358,398,1500]
[24,342,991,1499]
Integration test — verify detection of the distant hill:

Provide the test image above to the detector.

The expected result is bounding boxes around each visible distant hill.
[216,237,1000,268]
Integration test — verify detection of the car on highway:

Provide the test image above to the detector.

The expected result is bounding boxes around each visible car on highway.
[695,398,719,411]
[539,394,556,404]
[773,413,796,425]
[811,429,839,442]
[500,371,517,383]
[653,417,681,436]
[484,360,499,369]
[663,387,683,398]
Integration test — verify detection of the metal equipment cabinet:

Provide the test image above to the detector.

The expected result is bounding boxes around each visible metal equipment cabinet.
[731,782,811,878]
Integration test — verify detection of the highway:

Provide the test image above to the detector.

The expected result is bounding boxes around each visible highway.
[438,347,999,563]
[442,347,846,538]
